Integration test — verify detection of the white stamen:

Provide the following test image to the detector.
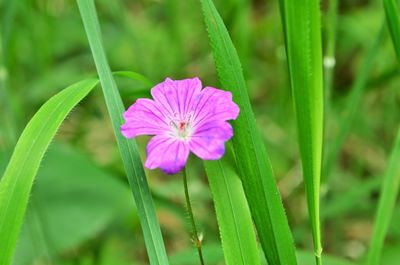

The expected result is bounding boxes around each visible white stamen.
[169,113,193,141]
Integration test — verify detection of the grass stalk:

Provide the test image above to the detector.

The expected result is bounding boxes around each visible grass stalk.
[76,1,169,264]
[278,0,324,264]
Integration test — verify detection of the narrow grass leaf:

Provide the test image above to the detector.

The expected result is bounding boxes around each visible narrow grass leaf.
[0,79,98,265]
[113,70,153,87]
[204,146,260,265]
[76,1,169,264]
[278,0,324,264]
[200,0,297,264]
[366,127,400,265]
[384,0,400,61]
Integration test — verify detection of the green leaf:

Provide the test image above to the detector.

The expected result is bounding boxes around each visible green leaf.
[0,78,99,265]
[76,1,169,264]
[13,144,133,265]
[384,0,400,61]
[366,127,400,265]
[113,70,153,87]
[278,0,324,264]
[200,0,297,264]
[204,146,260,265]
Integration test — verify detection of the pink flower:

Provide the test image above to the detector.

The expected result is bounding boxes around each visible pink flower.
[121,77,239,174]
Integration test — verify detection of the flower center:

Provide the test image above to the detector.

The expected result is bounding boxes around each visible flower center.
[179,121,186,131]
[170,113,193,141]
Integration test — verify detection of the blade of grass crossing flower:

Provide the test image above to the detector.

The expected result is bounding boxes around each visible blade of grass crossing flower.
[76,1,169,264]
[366,127,400,265]
[204,146,261,265]
[384,0,400,61]
[200,1,297,264]
[0,79,99,265]
[278,0,324,264]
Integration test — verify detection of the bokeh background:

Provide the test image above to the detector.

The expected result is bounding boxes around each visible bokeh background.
[0,0,399,264]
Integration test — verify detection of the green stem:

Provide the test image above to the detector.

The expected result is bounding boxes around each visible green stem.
[182,167,205,265]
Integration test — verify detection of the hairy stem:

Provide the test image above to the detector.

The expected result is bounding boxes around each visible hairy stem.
[182,167,205,265]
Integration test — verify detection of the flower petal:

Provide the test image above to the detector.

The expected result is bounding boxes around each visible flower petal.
[121,98,170,138]
[189,121,233,160]
[151,77,202,120]
[145,135,189,174]
[191,86,239,129]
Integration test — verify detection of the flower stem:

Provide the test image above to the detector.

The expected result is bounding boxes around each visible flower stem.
[182,167,205,265]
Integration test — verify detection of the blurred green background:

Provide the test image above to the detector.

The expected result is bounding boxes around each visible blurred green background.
[0,0,399,264]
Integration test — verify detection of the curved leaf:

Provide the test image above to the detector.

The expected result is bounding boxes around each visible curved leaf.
[0,78,99,265]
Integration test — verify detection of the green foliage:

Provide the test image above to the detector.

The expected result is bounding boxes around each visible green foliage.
[366,128,400,265]
[13,144,133,265]
[0,1,399,264]
[76,1,169,264]
[204,146,260,265]
[0,79,99,265]
[200,0,297,264]
[278,0,324,264]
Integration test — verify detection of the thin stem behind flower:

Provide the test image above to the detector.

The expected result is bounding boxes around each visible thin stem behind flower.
[182,167,205,265]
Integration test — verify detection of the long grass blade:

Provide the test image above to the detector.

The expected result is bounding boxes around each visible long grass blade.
[204,146,260,265]
[76,1,169,264]
[0,79,98,265]
[384,0,400,61]
[278,0,324,264]
[366,127,400,265]
[200,1,297,264]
